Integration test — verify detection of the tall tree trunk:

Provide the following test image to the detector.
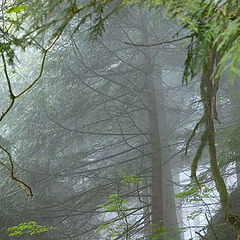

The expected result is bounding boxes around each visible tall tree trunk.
[154,71,180,239]
[139,12,181,239]
[148,79,165,236]
[141,15,165,239]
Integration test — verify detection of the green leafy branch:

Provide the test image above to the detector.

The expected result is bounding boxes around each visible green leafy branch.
[175,184,214,203]
[7,221,55,237]
[98,194,130,238]
[120,175,142,186]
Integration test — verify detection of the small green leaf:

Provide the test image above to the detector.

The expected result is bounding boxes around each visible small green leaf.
[6,5,27,14]
[151,234,160,240]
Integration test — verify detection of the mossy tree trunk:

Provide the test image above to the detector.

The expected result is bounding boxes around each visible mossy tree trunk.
[188,49,240,239]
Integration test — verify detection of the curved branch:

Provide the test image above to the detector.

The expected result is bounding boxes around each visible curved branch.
[0,144,33,197]
[190,130,208,186]
[0,25,64,197]
[185,115,205,155]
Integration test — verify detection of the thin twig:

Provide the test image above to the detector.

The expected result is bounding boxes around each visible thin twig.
[16,30,63,98]
[124,35,192,47]
[205,213,218,240]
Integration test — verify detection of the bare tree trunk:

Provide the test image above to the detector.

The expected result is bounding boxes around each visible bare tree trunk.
[142,179,152,238]
[148,78,165,237]
[139,16,165,238]
[140,12,180,239]
[139,13,179,240]
[154,73,180,239]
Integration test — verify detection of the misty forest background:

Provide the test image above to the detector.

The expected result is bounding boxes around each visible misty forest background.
[1,1,240,240]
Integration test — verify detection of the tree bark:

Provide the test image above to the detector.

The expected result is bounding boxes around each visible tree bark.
[140,14,165,239]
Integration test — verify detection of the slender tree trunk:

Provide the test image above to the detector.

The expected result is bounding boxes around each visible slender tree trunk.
[154,72,180,239]
[140,12,180,239]
[148,77,165,236]
[142,178,152,238]
[139,15,165,237]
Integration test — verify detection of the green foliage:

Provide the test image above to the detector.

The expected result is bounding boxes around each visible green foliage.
[119,0,240,83]
[151,226,167,239]
[151,234,161,240]
[1,0,240,81]
[97,173,144,238]
[120,174,142,185]
[98,221,126,238]
[175,185,200,200]
[7,221,55,237]
[175,184,214,203]
[136,226,177,240]
[187,209,204,220]
[98,193,130,238]
[0,0,115,64]
[98,194,128,212]
[6,5,27,14]
[2,0,240,82]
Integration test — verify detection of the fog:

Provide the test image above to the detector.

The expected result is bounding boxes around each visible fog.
[0,4,239,240]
